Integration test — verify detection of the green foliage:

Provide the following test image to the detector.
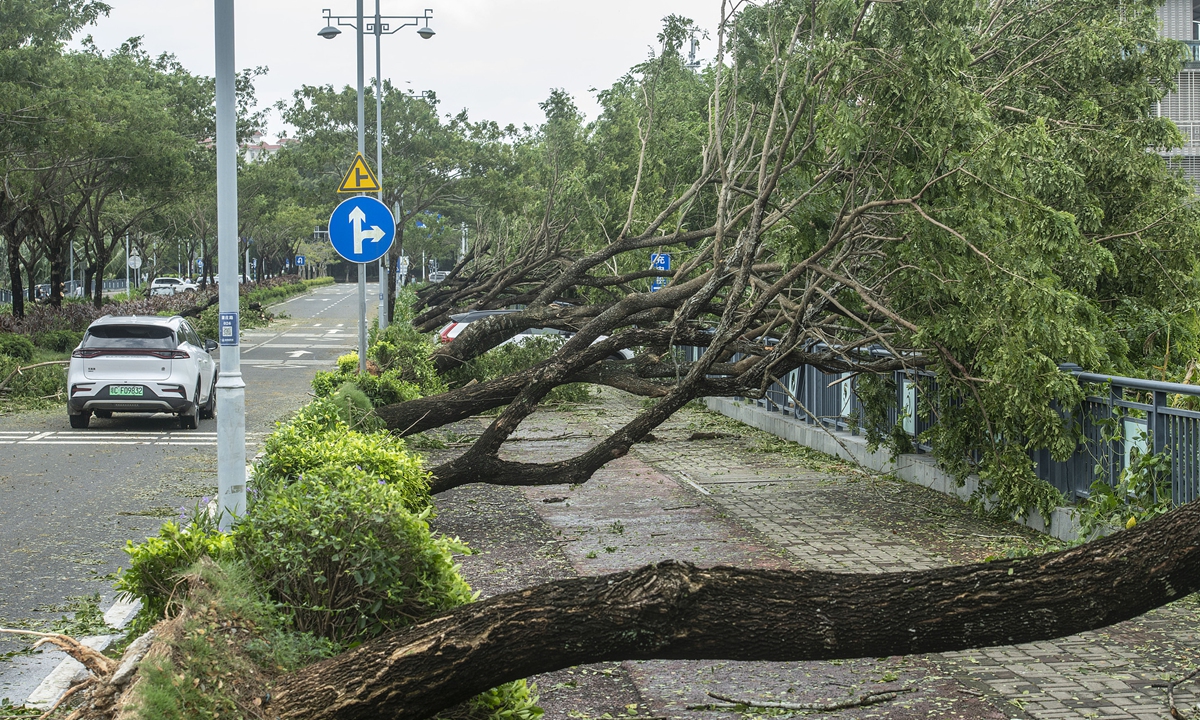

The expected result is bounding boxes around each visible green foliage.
[32,329,82,352]
[328,381,384,431]
[368,321,444,393]
[0,351,68,408]
[313,320,445,408]
[1079,448,1172,539]
[255,398,430,509]
[124,559,338,720]
[236,465,473,643]
[438,680,543,720]
[0,332,35,361]
[446,336,591,404]
[115,513,236,623]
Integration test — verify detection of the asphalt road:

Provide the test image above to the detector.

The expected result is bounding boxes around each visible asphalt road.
[0,282,376,693]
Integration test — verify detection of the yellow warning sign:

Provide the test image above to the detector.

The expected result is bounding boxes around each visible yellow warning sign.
[337,153,381,193]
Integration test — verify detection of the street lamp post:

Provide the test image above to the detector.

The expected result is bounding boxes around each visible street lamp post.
[318,3,434,369]
[213,0,246,530]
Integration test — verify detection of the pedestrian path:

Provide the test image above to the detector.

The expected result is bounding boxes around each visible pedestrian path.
[579,391,1200,720]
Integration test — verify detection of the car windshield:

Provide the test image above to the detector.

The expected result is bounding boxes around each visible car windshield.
[82,325,176,349]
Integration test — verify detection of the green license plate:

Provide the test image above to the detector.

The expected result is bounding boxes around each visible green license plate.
[109,385,144,397]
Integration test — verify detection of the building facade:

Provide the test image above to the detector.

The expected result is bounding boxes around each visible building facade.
[1157,0,1200,178]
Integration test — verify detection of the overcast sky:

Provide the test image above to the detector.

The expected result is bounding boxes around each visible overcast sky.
[79,1,720,138]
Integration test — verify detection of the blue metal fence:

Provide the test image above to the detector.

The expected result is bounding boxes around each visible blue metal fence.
[685,346,1200,506]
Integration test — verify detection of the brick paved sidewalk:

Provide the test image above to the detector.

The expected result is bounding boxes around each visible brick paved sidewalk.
[433,389,1200,719]
[583,391,1200,720]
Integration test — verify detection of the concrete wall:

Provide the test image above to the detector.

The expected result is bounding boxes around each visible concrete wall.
[706,397,1081,542]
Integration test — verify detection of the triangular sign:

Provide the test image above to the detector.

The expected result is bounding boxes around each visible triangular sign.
[337,153,381,193]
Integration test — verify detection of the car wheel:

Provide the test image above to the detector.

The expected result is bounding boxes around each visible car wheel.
[199,377,216,419]
[69,411,91,429]
[179,380,200,430]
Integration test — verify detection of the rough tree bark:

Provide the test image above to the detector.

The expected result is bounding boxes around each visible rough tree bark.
[271,499,1200,720]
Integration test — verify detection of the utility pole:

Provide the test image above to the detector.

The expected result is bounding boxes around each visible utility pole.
[214,0,246,530]
[375,0,389,330]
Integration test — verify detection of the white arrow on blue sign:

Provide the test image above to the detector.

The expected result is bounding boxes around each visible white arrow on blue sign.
[296,255,306,267]
[328,196,396,263]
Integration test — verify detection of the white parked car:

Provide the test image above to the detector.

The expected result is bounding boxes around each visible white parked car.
[437,309,635,360]
[149,277,198,296]
[67,315,217,429]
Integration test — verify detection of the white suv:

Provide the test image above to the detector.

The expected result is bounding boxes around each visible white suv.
[67,315,217,429]
[149,277,198,296]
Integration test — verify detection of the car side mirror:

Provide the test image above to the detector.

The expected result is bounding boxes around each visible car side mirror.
[205,339,217,352]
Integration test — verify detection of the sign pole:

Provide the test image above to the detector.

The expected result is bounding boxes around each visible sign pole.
[355,0,368,374]
[214,0,246,530]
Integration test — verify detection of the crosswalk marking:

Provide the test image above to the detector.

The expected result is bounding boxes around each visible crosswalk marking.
[0,430,265,446]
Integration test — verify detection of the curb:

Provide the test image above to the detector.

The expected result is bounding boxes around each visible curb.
[23,596,142,710]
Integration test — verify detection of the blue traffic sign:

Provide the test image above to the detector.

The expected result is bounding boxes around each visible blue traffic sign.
[295,255,306,267]
[196,258,203,269]
[651,252,671,272]
[651,277,667,292]
[329,196,395,263]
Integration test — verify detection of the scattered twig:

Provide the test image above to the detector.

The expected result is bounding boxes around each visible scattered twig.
[0,360,70,394]
[691,686,916,713]
[662,505,699,511]
[1168,668,1200,719]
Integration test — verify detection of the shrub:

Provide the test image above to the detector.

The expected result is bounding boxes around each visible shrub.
[368,321,444,394]
[115,512,236,622]
[33,329,83,352]
[125,559,338,720]
[236,465,473,643]
[0,332,35,361]
[255,399,430,510]
[314,347,433,408]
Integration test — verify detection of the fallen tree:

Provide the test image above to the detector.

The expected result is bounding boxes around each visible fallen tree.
[369,0,1200,522]
[269,499,1200,719]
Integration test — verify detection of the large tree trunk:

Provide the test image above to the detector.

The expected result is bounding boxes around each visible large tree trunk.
[6,236,24,318]
[271,500,1200,720]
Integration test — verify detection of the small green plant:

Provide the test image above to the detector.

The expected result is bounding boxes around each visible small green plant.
[438,679,544,720]
[1079,448,1172,539]
[585,551,598,559]
[115,503,235,624]
[608,521,624,535]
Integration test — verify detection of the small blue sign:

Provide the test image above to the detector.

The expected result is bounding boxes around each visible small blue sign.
[651,253,671,272]
[250,258,257,268]
[295,255,306,267]
[196,258,203,269]
[651,277,667,292]
[219,312,239,347]
[329,196,396,263]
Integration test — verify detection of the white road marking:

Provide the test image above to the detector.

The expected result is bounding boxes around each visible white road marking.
[6,431,263,446]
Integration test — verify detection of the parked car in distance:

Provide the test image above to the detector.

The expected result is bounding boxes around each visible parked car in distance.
[437,309,635,360]
[428,271,449,283]
[67,315,217,429]
[149,277,198,296]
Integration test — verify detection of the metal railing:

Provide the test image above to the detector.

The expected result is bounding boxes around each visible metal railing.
[684,345,1200,505]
